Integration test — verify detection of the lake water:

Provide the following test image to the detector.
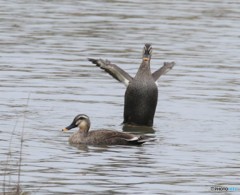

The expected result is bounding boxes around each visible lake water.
[0,0,239,194]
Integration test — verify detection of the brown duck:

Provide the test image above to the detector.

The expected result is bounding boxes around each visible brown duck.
[89,44,175,127]
[62,114,146,145]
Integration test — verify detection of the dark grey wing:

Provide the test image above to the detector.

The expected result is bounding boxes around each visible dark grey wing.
[152,61,175,81]
[88,58,133,87]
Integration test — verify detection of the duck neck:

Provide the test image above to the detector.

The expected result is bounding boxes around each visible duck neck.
[78,120,90,137]
[136,60,151,77]
[79,128,89,137]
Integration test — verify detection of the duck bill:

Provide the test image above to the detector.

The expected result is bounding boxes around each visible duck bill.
[143,53,151,62]
[62,123,76,132]
[143,57,149,62]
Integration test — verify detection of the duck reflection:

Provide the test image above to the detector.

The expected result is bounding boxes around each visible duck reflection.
[122,124,156,134]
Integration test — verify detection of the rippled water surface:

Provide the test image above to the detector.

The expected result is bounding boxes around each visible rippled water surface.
[0,0,240,194]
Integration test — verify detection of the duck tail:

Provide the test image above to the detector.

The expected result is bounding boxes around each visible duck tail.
[126,136,146,145]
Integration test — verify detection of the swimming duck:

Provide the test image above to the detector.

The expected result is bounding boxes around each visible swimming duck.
[89,44,174,126]
[62,114,146,145]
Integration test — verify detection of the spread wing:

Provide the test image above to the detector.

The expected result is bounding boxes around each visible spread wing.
[88,58,133,87]
[152,61,175,81]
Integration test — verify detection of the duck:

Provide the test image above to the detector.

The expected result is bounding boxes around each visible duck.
[62,114,146,145]
[88,44,175,127]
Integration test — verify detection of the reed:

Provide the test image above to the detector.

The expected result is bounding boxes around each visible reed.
[2,94,31,195]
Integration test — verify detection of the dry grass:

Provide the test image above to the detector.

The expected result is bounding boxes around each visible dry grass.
[2,94,31,195]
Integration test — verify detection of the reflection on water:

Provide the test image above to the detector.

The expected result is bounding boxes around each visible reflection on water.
[122,124,156,134]
[0,0,240,194]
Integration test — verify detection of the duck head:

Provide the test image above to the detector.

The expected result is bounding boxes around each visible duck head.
[62,114,91,132]
[142,43,152,62]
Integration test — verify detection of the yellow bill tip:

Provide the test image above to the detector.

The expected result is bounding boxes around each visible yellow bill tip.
[143,57,149,61]
[62,128,69,132]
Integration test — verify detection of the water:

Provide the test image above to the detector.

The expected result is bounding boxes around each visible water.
[0,0,240,194]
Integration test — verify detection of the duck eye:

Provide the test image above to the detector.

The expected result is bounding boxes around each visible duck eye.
[149,47,152,54]
[75,119,82,126]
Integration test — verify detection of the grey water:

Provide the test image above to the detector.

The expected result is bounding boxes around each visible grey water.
[0,0,240,194]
